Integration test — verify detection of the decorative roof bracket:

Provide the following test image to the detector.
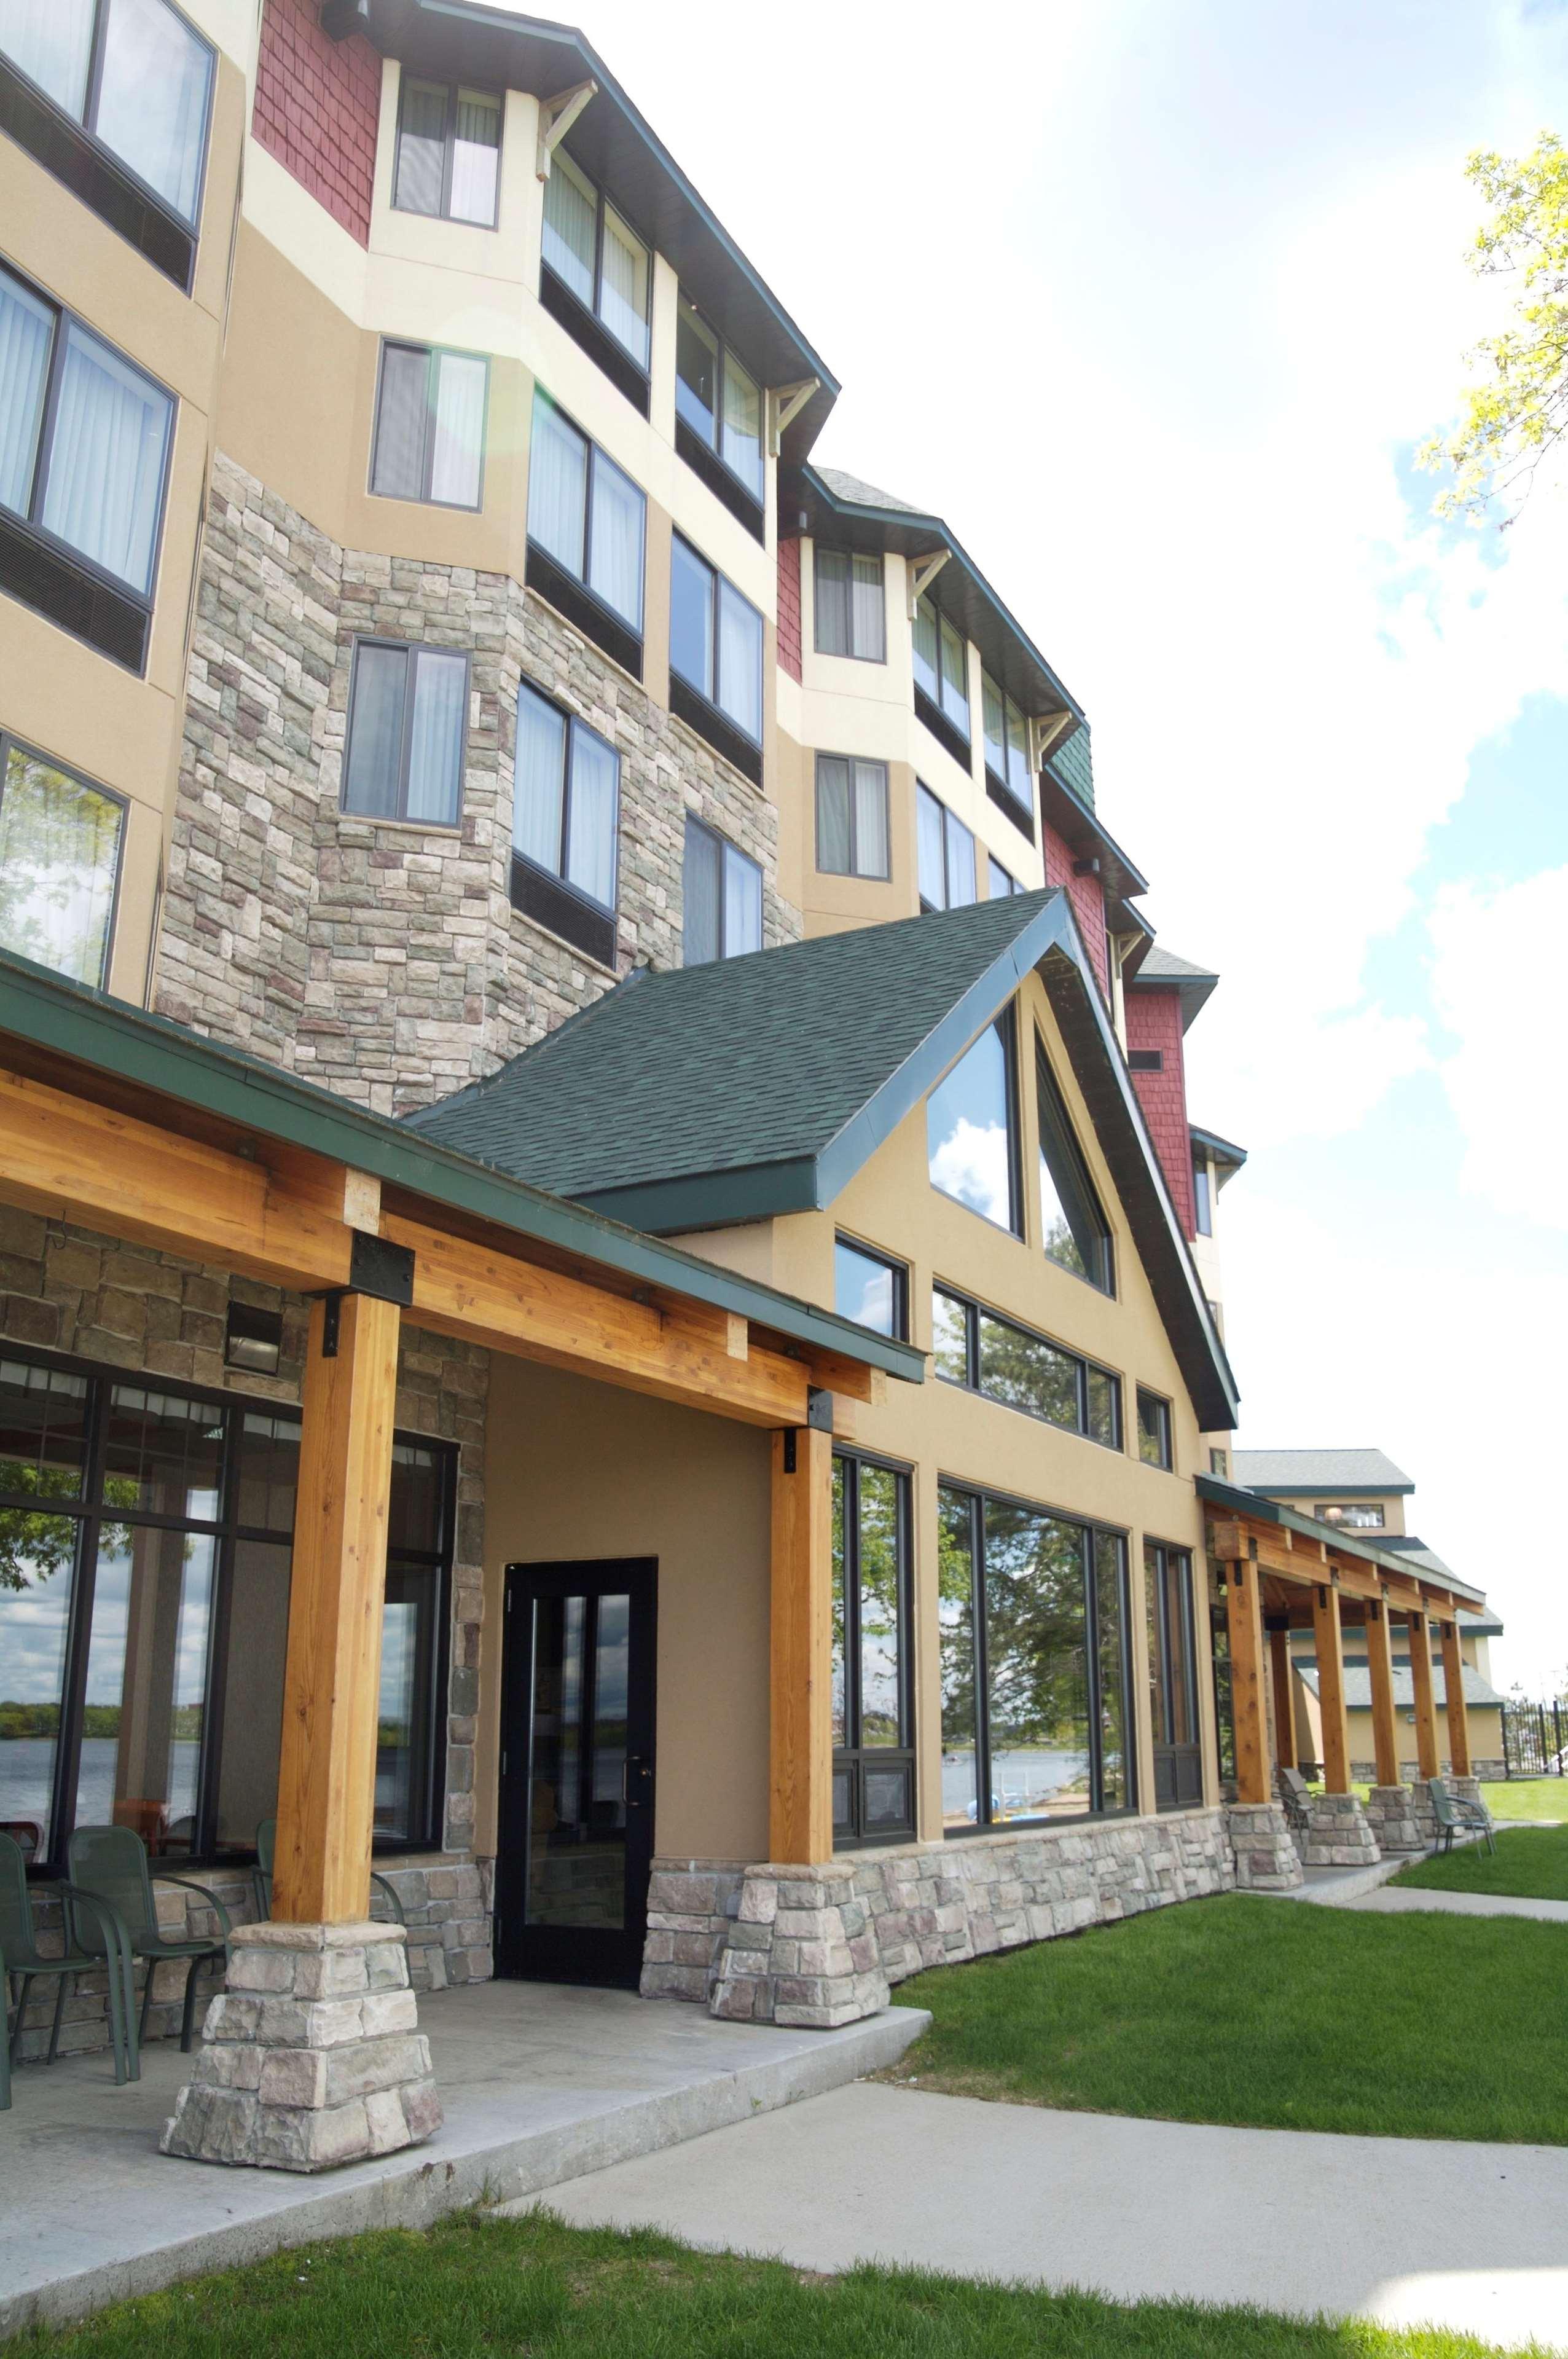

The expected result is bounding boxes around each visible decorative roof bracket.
[906,549,949,619]
[768,379,820,456]
[536,80,597,181]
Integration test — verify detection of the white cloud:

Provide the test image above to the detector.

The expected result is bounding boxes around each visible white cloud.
[1428,867,1568,1228]
[928,1118,1013,1233]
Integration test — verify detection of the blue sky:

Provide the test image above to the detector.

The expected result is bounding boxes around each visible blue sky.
[520,0,1568,1687]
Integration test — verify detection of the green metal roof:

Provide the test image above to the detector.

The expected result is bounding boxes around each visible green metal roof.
[0,946,920,1384]
[409,891,1241,1429]
[1196,1474,1484,1606]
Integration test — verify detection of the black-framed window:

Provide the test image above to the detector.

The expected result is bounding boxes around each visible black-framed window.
[341,639,469,827]
[1146,1541,1201,1809]
[815,548,885,661]
[0,729,125,987]
[371,342,488,511]
[541,147,651,375]
[1128,1048,1163,1073]
[981,670,1033,828]
[832,1453,914,1846]
[989,855,1020,898]
[511,678,619,963]
[927,1015,1020,1236]
[0,1344,453,1875]
[0,0,215,233]
[1137,1387,1173,1470]
[939,1483,1133,1832]
[934,1287,1119,1450]
[393,76,501,226]
[675,295,764,515]
[526,390,645,663]
[670,534,764,775]
[834,1238,907,1340]
[1314,1502,1385,1530]
[816,755,890,879]
[912,592,969,739]
[0,260,174,667]
[683,817,760,965]
[1193,1155,1213,1236]
[1037,1043,1114,1292]
[917,783,976,911]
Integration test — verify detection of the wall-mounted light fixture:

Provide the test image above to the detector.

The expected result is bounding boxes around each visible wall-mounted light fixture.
[225,1301,283,1377]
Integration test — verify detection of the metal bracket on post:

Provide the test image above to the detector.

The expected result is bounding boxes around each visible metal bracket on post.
[536,79,597,180]
[313,1233,415,1359]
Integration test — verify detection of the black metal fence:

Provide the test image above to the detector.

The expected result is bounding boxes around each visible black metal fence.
[1500,1700,1568,1778]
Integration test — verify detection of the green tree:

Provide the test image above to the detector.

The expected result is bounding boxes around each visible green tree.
[1420,132,1568,522]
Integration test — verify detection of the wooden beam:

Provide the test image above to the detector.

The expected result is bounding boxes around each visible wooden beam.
[272,1293,400,1923]
[1312,1582,1351,1795]
[1223,1555,1271,1805]
[1363,1600,1401,1788]
[1268,1627,1296,1774]
[1407,1611,1441,1780]
[769,1424,834,1863]
[1438,1620,1472,1778]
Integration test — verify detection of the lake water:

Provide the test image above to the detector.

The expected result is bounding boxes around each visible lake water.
[0,1735,200,1844]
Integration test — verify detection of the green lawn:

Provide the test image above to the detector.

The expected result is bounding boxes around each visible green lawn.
[886,1893,1567,2143]
[19,2210,1541,2359]
[1483,1780,1568,1824]
[1394,1824,1568,1902]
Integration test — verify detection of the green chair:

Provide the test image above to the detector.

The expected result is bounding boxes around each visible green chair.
[252,1819,406,1926]
[1,1830,140,2084]
[67,1825,232,2054]
[1428,1778,1495,1857]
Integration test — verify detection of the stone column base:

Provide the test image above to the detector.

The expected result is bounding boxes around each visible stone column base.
[709,1861,889,2028]
[1303,1791,1380,1867]
[1401,1776,1441,1848]
[1363,1784,1423,1853]
[1450,1774,1484,1808]
[160,1920,442,2172]
[1226,1803,1304,1891]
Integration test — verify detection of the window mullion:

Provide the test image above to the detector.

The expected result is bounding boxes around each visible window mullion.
[582,444,596,600]
[82,0,111,136]
[395,645,419,820]
[194,1408,245,1856]
[422,349,441,502]
[28,300,67,530]
[971,1494,992,1827]
[559,716,575,871]
[1083,1529,1102,1813]
[439,82,455,220]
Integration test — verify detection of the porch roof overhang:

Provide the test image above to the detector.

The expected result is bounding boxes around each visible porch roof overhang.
[0,949,922,1424]
[1198,1475,1484,1623]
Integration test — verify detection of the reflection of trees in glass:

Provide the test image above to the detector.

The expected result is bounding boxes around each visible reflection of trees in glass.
[0,748,122,986]
[830,1458,846,1746]
[937,1490,977,1764]
[978,1313,1078,1429]
[858,1464,900,1745]
[1039,1158,1091,1282]
[1094,1532,1129,1808]
[984,1505,1090,1801]
[0,1469,80,1594]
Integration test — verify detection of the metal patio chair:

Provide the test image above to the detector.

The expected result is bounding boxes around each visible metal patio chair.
[251,1819,406,1926]
[66,1825,232,2054]
[1428,1778,1495,1857]
[1276,1765,1314,1837]
[0,1933,9,2110]
[0,1830,140,2084]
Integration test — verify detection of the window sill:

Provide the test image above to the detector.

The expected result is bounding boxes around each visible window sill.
[914,685,973,774]
[0,507,151,673]
[668,673,763,788]
[525,543,644,681]
[674,417,766,546]
[337,812,465,838]
[986,767,1037,842]
[0,55,197,291]
[538,264,651,419]
[510,853,618,968]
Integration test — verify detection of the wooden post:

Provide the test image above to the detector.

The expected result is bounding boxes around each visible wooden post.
[1363,1600,1401,1788]
[273,1291,401,1923]
[1223,1553,1269,1804]
[1407,1611,1441,1781]
[1268,1628,1296,1773]
[1438,1619,1473,1778]
[769,1423,834,1863]
[1312,1583,1351,1795]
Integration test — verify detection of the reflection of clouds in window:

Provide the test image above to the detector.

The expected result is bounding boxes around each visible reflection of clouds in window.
[927,1025,1014,1231]
[930,1117,1012,1228]
[838,1258,893,1332]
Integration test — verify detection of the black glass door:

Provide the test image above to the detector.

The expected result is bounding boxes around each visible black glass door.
[495,1558,656,1988]
[1145,1542,1203,1810]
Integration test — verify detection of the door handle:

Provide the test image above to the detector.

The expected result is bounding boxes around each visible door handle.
[621,1756,651,1805]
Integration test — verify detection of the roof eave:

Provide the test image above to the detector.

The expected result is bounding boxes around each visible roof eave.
[1196,1475,1485,1605]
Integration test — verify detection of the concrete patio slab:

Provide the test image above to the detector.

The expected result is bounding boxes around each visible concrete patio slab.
[1338,1886,1568,1925]
[0,1980,927,2339]
[537,2078,1568,2354]
[1271,1856,1406,1904]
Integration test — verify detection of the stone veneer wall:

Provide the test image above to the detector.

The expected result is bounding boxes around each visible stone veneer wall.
[158,455,799,1116]
[0,1206,492,2062]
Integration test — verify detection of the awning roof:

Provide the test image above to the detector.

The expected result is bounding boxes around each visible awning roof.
[1199,1474,1484,1612]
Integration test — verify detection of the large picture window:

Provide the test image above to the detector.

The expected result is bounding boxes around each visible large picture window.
[917,784,976,911]
[927,1016,1019,1234]
[1037,1043,1114,1292]
[675,297,764,513]
[816,755,890,880]
[834,1238,907,1340]
[541,149,651,375]
[526,391,645,651]
[393,77,501,226]
[939,1484,1132,1831]
[0,731,125,987]
[815,548,884,661]
[341,640,469,828]
[512,679,619,949]
[371,342,488,511]
[682,817,760,965]
[0,0,215,228]
[0,1347,452,1874]
[832,1454,914,1845]
[669,535,764,776]
[1146,1542,1201,1810]
[934,1287,1119,1450]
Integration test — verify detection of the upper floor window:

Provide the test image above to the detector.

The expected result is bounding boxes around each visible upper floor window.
[989,856,1020,898]
[834,1238,907,1340]
[1209,1446,1231,1478]
[0,263,173,612]
[1,0,215,228]
[393,78,501,226]
[371,342,488,511]
[816,755,889,881]
[541,151,651,373]
[815,549,884,661]
[670,535,763,775]
[527,390,645,638]
[341,639,468,828]
[675,297,764,504]
[1137,1387,1173,1470]
[1193,1155,1213,1236]
[927,1017,1019,1236]
[912,594,969,740]
[935,1285,1121,1450]
[1315,1502,1385,1531]
[514,678,618,916]
[683,817,760,965]
[917,783,976,911]
[982,672,1033,820]
[1037,1043,1114,1292]
[0,730,124,986]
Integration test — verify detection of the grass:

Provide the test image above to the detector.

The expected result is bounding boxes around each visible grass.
[1394,1824,1568,1902]
[13,2208,1544,2359]
[1483,1780,1568,1824]
[885,1893,1567,2143]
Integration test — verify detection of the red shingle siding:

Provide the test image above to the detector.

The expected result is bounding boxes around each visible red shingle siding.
[1126,987,1197,1238]
[1043,820,1109,999]
[777,535,803,681]
[253,0,382,247]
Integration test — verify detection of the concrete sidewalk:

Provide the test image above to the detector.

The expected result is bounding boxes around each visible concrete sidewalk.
[1339,1885,1568,1925]
[535,2081,1568,2354]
